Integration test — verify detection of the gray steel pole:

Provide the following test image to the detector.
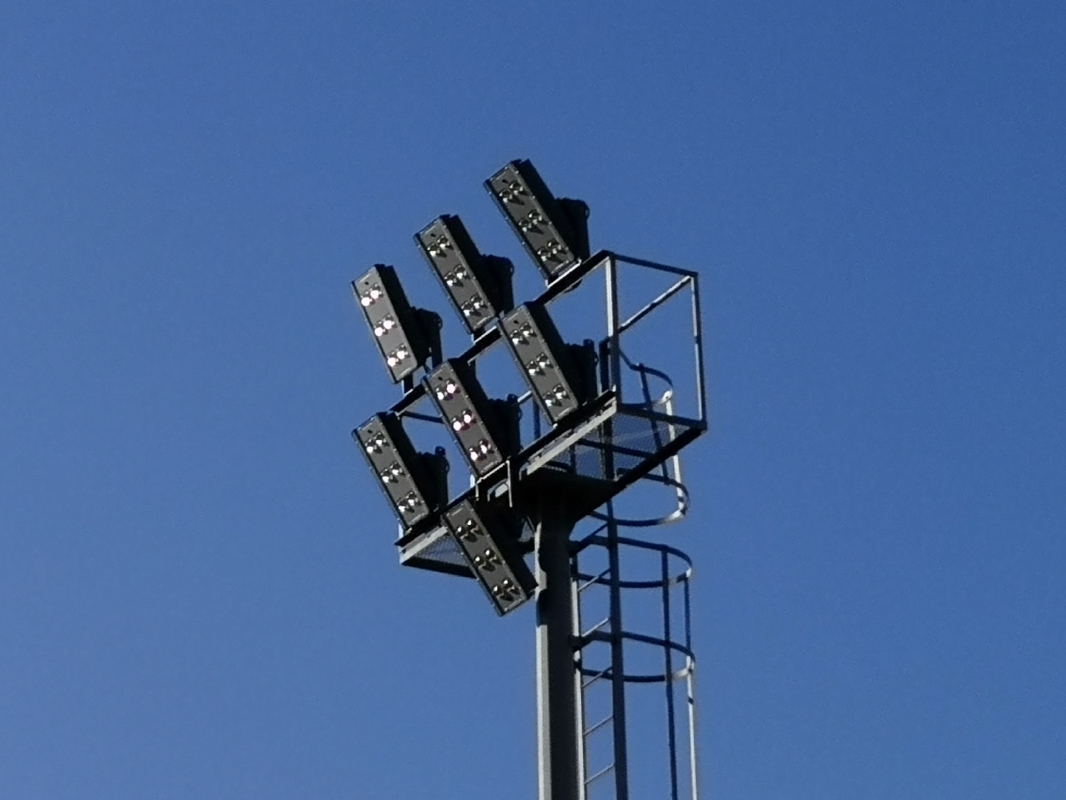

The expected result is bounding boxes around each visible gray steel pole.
[535,500,581,800]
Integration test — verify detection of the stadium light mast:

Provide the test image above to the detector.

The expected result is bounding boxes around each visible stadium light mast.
[351,159,708,800]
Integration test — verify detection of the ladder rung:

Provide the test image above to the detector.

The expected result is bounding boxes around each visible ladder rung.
[581,667,611,689]
[584,763,615,787]
[583,714,613,737]
[581,617,609,639]
[577,568,611,594]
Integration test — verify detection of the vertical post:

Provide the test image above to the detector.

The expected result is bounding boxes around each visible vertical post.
[535,499,580,800]
[662,549,680,800]
[605,507,630,800]
[605,255,622,398]
[685,575,700,800]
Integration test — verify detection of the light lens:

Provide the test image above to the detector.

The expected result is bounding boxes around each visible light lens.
[396,491,423,514]
[518,210,544,232]
[373,315,397,337]
[460,297,486,318]
[492,579,518,602]
[386,346,411,367]
[443,267,469,287]
[499,181,526,204]
[536,240,565,264]
[458,519,479,542]
[468,438,495,461]
[526,353,551,376]
[435,381,460,401]
[426,236,451,258]
[451,409,476,432]
[360,285,383,307]
[379,462,405,483]
[509,323,535,347]
[546,385,570,407]
[472,548,502,571]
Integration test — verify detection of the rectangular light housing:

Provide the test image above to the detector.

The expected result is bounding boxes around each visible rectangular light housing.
[485,160,589,280]
[352,264,432,383]
[354,412,446,528]
[443,499,535,616]
[501,302,593,424]
[425,359,517,478]
[415,215,512,335]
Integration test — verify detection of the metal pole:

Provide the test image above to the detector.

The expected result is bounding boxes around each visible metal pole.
[535,498,580,800]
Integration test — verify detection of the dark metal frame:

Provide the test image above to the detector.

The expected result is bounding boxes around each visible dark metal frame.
[394,251,706,567]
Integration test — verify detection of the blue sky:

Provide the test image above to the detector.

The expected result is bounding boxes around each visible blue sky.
[1,1,1064,798]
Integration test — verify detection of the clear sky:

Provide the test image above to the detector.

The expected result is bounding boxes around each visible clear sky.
[1,1,1064,798]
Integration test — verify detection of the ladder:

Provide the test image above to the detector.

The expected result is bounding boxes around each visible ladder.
[568,354,700,800]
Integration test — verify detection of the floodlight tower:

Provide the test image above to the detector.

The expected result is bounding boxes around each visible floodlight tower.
[352,160,707,800]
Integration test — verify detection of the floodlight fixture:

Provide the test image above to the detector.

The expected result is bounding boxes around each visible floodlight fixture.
[501,302,596,425]
[354,412,447,528]
[425,359,518,478]
[353,264,440,384]
[415,215,514,335]
[443,499,535,616]
[485,159,590,280]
